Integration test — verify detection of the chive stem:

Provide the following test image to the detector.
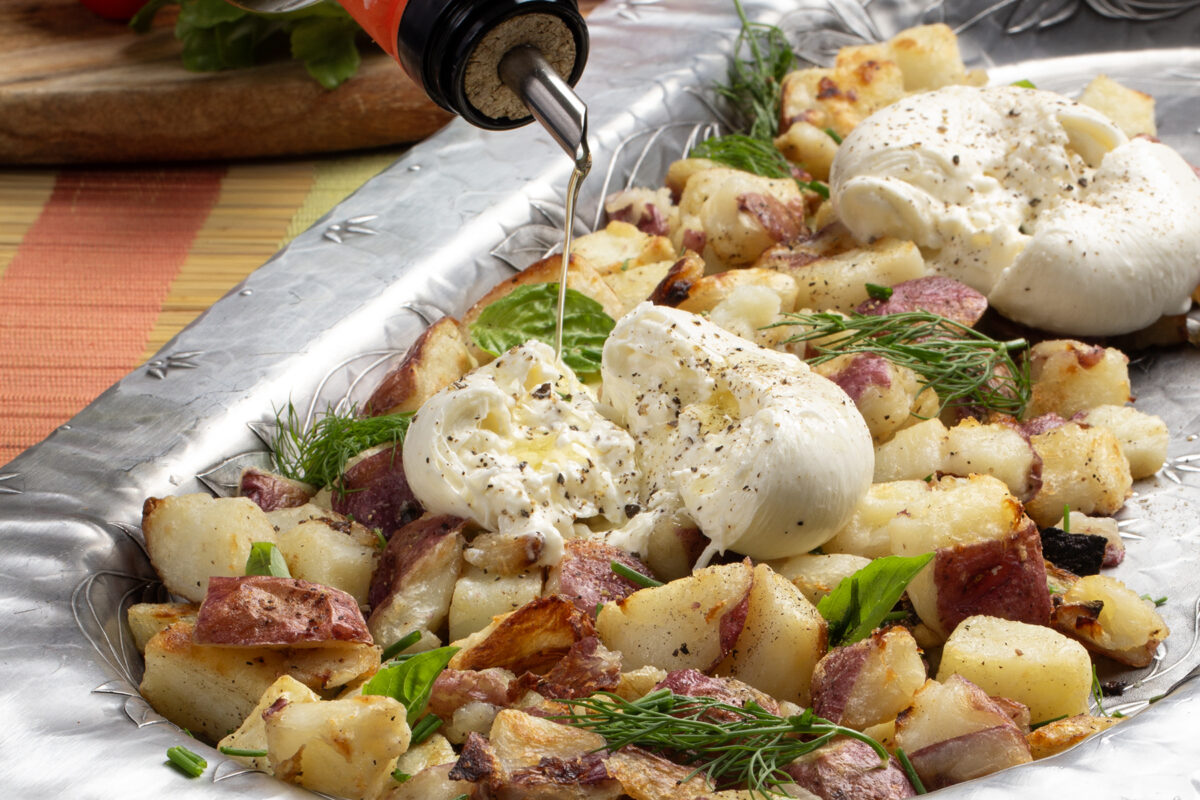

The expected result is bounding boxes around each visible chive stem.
[611,561,663,589]
[381,630,423,661]
[166,745,207,778]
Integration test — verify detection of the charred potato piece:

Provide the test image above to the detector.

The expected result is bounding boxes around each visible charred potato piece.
[894,675,1032,790]
[758,237,926,313]
[1026,340,1131,419]
[193,575,372,648]
[1078,74,1156,138]
[811,626,927,730]
[217,674,321,774]
[127,601,198,653]
[937,615,1092,724]
[570,220,676,275]
[277,515,379,606]
[1051,574,1169,667]
[364,316,477,417]
[368,514,466,652]
[1026,422,1132,527]
[1026,714,1120,760]
[450,595,594,674]
[143,494,278,603]
[712,563,828,707]
[596,561,754,675]
[140,621,378,740]
[1075,404,1169,480]
[266,694,411,800]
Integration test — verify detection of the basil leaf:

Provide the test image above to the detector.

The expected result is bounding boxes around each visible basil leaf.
[245,542,291,578]
[362,646,459,725]
[290,15,361,90]
[817,553,933,647]
[865,283,893,301]
[469,283,615,376]
[177,0,246,30]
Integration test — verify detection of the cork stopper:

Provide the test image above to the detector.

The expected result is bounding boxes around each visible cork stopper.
[463,13,577,123]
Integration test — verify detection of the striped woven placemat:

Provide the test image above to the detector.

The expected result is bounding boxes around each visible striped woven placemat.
[0,149,402,465]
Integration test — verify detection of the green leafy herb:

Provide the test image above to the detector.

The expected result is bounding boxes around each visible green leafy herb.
[374,528,387,550]
[817,553,934,647]
[865,283,893,301]
[410,714,443,746]
[824,127,843,144]
[1141,594,1168,608]
[895,747,926,794]
[381,630,423,662]
[468,283,615,376]
[714,0,796,140]
[774,310,1032,416]
[362,646,459,725]
[691,134,794,179]
[1092,665,1110,717]
[611,561,663,589]
[272,401,413,490]
[392,769,412,784]
[558,689,887,797]
[1011,79,1037,89]
[130,0,364,88]
[166,745,207,778]
[244,542,291,578]
[219,746,269,758]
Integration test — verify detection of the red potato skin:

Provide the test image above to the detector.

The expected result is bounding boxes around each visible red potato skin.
[907,725,1031,790]
[367,514,467,611]
[238,467,314,512]
[330,443,422,539]
[536,636,622,700]
[713,571,754,672]
[428,667,516,720]
[548,539,660,615]
[450,595,596,675]
[736,192,808,243]
[785,737,917,800]
[193,576,372,647]
[856,276,988,327]
[810,640,872,724]
[823,352,892,403]
[934,518,1052,634]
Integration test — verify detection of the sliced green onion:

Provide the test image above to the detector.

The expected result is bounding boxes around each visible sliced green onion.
[896,747,926,794]
[611,561,662,589]
[167,745,207,778]
[218,746,268,758]
[381,630,423,662]
[410,714,443,746]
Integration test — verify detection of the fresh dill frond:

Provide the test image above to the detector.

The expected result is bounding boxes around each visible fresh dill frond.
[774,310,1032,417]
[272,401,413,489]
[716,0,796,140]
[691,134,794,179]
[557,689,887,797]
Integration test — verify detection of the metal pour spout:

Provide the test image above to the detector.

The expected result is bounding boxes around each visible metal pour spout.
[498,45,591,170]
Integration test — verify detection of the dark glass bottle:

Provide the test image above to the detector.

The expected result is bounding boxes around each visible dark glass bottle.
[338,0,589,130]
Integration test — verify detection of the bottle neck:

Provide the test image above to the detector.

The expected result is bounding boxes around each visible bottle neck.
[400,0,588,130]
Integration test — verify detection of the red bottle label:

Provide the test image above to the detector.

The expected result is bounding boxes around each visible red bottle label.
[338,0,408,62]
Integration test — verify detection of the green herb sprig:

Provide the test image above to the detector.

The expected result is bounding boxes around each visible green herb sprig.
[611,561,663,589]
[244,541,291,578]
[272,402,413,490]
[691,134,794,180]
[468,283,615,376]
[715,0,796,141]
[558,689,887,797]
[166,745,207,778]
[362,646,458,726]
[817,553,933,647]
[775,310,1032,416]
[131,0,362,89]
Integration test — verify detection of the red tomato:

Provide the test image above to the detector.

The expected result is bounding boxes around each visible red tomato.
[78,0,152,22]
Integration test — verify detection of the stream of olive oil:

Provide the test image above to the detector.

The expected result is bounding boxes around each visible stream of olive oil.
[555,144,592,359]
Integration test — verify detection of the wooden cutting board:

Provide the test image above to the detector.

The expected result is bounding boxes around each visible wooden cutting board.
[0,0,601,164]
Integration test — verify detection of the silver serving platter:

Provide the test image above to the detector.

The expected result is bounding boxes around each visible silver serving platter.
[2,0,1199,796]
